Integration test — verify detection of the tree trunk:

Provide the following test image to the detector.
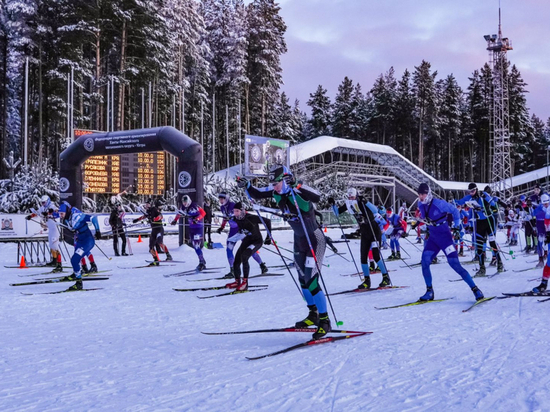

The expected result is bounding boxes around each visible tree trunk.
[117,19,127,131]
[38,41,43,164]
[95,30,101,130]
[418,115,424,169]
[244,84,250,133]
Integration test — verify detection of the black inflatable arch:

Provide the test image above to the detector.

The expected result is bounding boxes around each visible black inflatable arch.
[59,126,203,213]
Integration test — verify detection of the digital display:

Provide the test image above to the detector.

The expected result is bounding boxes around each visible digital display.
[78,129,166,195]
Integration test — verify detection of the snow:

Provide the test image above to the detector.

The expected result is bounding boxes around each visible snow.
[1,228,549,411]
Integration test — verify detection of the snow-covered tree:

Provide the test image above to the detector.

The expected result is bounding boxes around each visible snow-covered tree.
[245,0,286,136]
[412,60,437,169]
[306,85,331,139]
[331,76,355,139]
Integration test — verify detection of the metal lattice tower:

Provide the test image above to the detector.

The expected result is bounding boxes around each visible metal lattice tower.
[484,7,513,199]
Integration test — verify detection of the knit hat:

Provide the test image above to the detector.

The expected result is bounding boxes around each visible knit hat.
[233,202,243,210]
[417,183,430,195]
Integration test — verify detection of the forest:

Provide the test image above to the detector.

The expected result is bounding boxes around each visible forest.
[1,0,549,186]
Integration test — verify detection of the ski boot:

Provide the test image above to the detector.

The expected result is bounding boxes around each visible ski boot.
[196,262,206,272]
[225,278,241,289]
[497,260,505,273]
[61,273,78,282]
[471,286,484,301]
[387,252,396,261]
[369,262,376,272]
[67,279,83,291]
[165,253,173,261]
[331,246,339,254]
[458,248,464,257]
[223,268,235,279]
[46,258,56,267]
[395,251,401,260]
[416,238,422,244]
[89,262,98,273]
[148,260,160,267]
[357,276,371,290]
[419,286,434,301]
[207,242,214,250]
[431,257,438,264]
[295,304,319,328]
[81,263,90,274]
[533,279,548,294]
[312,313,331,340]
[260,262,269,274]
[536,257,545,268]
[52,262,64,273]
[379,273,392,287]
[475,265,486,277]
[490,256,497,266]
[121,252,128,256]
[114,250,120,257]
[236,278,248,292]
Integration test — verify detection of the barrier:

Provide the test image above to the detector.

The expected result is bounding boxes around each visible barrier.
[17,239,52,266]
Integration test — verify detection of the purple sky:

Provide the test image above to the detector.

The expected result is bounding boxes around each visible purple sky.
[277,0,550,122]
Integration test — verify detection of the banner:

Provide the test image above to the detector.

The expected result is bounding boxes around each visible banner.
[244,135,290,178]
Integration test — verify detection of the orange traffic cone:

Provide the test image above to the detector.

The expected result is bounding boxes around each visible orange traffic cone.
[19,256,27,268]
[324,226,327,233]
[137,235,142,243]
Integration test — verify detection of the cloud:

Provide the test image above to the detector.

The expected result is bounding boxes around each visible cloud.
[278,0,550,120]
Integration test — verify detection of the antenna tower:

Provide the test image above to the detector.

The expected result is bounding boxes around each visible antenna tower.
[484,5,513,199]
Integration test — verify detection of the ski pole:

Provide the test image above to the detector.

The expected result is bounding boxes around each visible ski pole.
[287,185,341,326]
[330,205,361,279]
[245,192,303,297]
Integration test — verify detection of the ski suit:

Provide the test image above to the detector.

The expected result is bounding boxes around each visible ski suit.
[231,213,271,280]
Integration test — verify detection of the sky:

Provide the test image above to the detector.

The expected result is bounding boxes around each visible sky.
[276,0,550,122]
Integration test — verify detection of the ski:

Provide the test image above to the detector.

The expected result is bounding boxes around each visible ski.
[5,264,71,269]
[197,287,269,299]
[270,263,296,269]
[146,260,187,264]
[331,240,350,244]
[486,270,507,279]
[538,297,550,303]
[21,287,103,296]
[202,327,368,335]
[187,273,284,282]
[163,267,225,278]
[10,277,110,287]
[246,332,370,360]
[462,296,496,312]
[118,264,177,269]
[19,268,102,277]
[174,284,268,292]
[513,267,539,273]
[501,291,550,297]
[36,270,112,281]
[340,270,393,277]
[329,286,409,296]
[375,298,453,310]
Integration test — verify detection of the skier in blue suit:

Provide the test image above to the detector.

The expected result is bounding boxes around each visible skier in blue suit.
[59,204,101,290]
[416,183,484,302]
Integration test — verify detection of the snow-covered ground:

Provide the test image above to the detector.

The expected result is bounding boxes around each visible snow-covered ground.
[1,228,549,411]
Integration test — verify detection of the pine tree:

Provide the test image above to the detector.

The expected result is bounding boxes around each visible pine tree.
[331,76,354,139]
[531,114,546,169]
[245,0,286,136]
[412,60,437,169]
[394,69,415,161]
[439,74,463,180]
[306,84,331,138]
[369,67,396,145]
[4,0,36,160]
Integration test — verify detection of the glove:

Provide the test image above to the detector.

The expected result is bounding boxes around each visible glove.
[282,213,297,221]
[264,236,272,245]
[283,173,296,186]
[132,218,140,224]
[236,176,249,189]
[25,215,32,221]
[170,219,177,225]
[332,205,339,217]
[216,227,223,234]
[546,232,550,245]
[327,197,335,206]
[410,220,418,230]
[95,230,101,240]
[48,208,54,214]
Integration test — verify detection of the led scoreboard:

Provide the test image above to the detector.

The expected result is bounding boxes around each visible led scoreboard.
[78,130,166,195]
